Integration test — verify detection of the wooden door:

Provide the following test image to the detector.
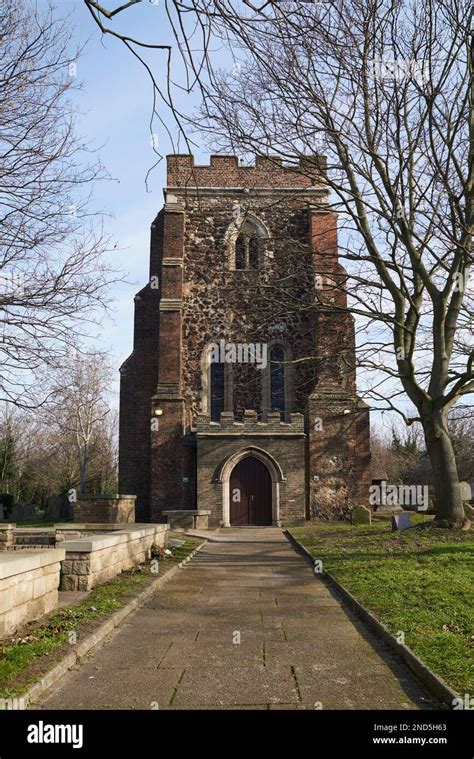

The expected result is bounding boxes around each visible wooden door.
[229,457,272,525]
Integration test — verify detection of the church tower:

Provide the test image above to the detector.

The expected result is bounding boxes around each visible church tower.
[119,154,371,525]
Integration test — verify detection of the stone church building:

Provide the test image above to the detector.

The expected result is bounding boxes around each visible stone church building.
[119,154,371,526]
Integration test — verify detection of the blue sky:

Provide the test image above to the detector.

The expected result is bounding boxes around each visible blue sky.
[41,2,415,438]
[48,0,221,396]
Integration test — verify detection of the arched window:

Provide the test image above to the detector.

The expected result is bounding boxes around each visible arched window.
[210,361,225,421]
[234,233,260,270]
[248,236,260,269]
[270,347,285,414]
[227,213,269,270]
[201,345,234,420]
[261,342,294,421]
[235,234,246,270]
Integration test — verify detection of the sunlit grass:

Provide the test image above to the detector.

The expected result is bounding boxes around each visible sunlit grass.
[290,519,473,694]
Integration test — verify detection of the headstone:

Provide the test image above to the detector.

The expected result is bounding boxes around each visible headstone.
[351,505,371,526]
[10,502,37,521]
[45,494,71,521]
[459,482,472,502]
[61,497,74,520]
[391,513,413,532]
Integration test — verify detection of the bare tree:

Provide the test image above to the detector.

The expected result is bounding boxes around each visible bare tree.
[188,0,473,529]
[45,352,113,495]
[0,0,118,408]
[82,0,216,182]
[80,1,473,527]
[0,388,118,504]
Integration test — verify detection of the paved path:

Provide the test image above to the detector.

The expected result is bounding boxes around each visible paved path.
[40,529,429,710]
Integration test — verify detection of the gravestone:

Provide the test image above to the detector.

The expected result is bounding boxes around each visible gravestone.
[45,494,71,521]
[10,502,37,521]
[351,505,371,526]
[61,497,74,520]
[460,482,472,502]
[391,513,412,532]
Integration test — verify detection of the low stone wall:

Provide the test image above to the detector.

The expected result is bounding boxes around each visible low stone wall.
[14,529,55,548]
[0,524,14,551]
[54,523,137,540]
[0,548,65,638]
[58,524,168,591]
[73,495,136,524]
[163,510,210,530]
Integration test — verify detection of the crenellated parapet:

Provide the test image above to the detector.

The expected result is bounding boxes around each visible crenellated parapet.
[196,409,305,437]
[166,153,326,191]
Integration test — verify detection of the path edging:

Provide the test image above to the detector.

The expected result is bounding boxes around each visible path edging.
[285,530,460,708]
[23,540,206,707]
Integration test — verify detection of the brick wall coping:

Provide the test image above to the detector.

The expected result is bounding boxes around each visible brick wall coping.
[0,548,66,580]
[0,523,15,530]
[54,523,149,532]
[76,494,137,501]
[166,186,326,195]
[163,510,211,516]
[196,431,307,439]
[56,524,168,554]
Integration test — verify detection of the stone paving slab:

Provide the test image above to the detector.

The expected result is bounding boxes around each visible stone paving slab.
[78,634,171,670]
[172,665,299,707]
[264,639,385,666]
[158,639,264,669]
[41,663,182,710]
[194,624,287,643]
[38,528,430,710]
[294,667,421,710]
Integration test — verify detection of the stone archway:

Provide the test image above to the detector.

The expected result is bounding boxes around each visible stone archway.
[216,446,285,527]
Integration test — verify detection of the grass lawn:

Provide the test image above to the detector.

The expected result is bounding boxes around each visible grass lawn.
[289,517,473,695]
[0,534,203,699]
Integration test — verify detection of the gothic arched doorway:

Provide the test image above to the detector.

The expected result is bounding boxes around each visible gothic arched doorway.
[229,456,272,526]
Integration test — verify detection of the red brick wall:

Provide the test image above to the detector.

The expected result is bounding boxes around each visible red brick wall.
[118,215,162,521]
[167,154,324,189]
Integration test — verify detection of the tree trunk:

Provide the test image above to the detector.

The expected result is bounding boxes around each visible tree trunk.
[422,408,465,527]
[79,443,88,496]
